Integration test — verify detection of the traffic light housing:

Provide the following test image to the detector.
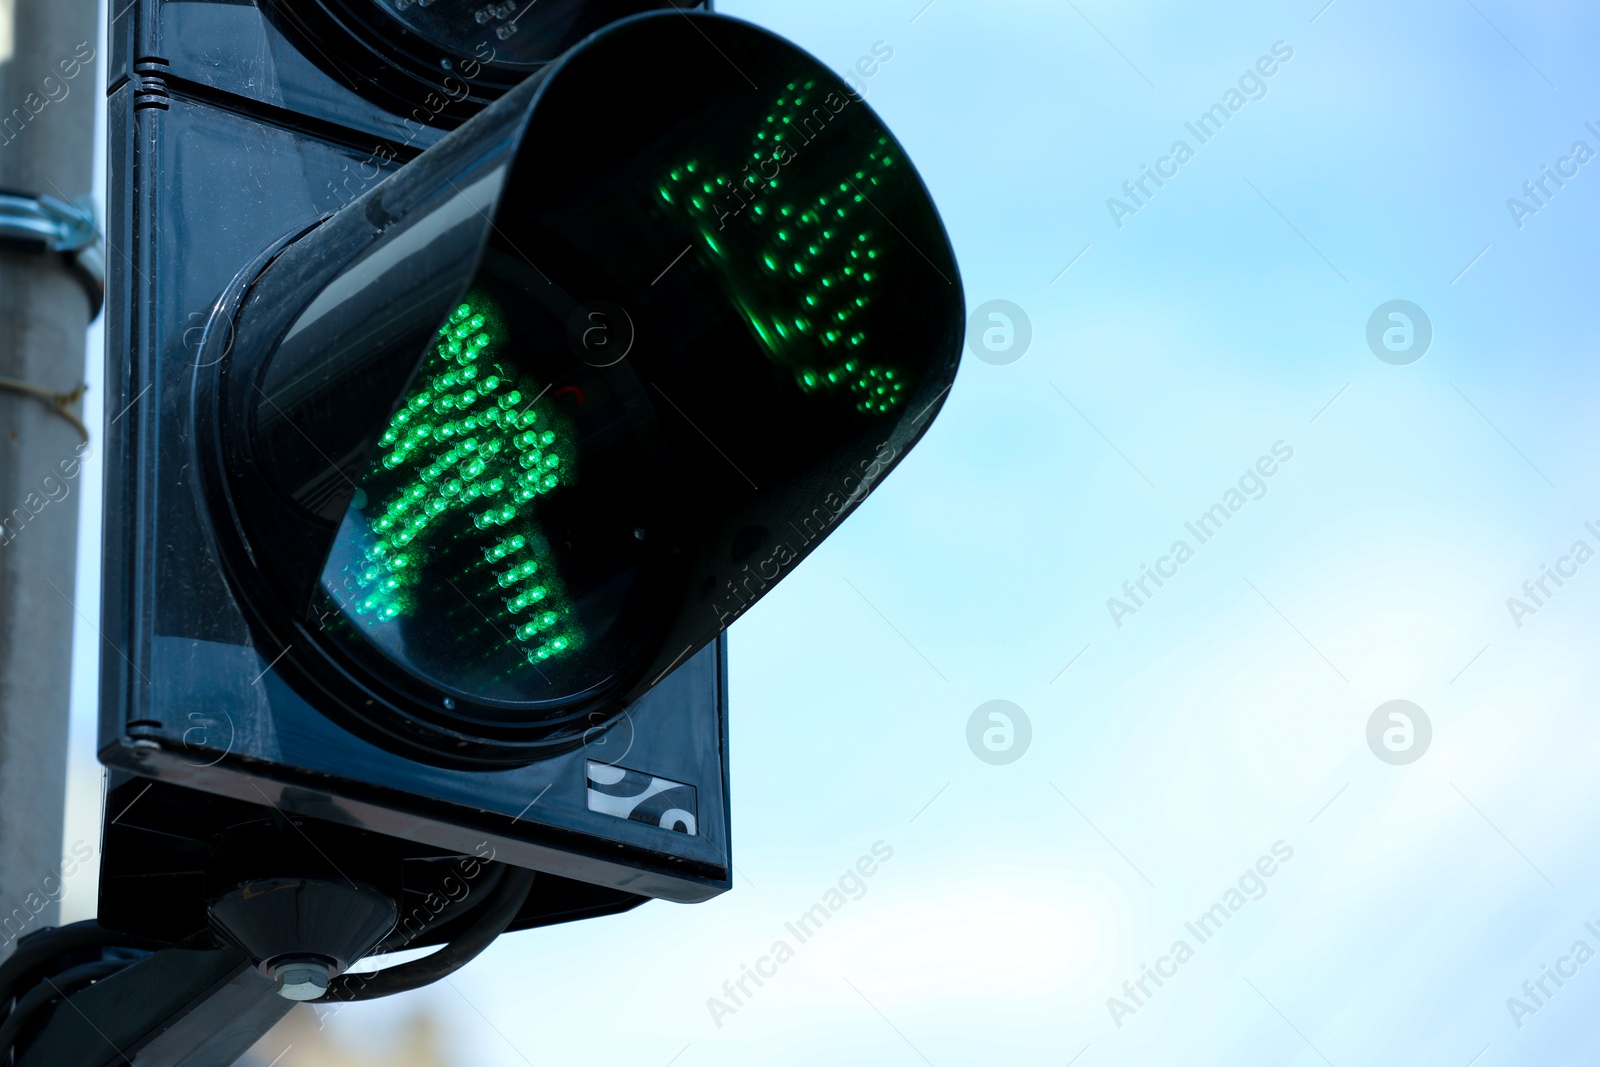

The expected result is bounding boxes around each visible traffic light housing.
[100,2,961,954]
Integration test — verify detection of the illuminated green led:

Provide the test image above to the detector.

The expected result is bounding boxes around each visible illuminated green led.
[656,84,906,415]
[337,297,582,668]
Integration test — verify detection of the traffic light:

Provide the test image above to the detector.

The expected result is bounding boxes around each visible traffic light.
[89,0,960,1016]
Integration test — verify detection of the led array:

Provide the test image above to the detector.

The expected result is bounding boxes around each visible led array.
[344,300,578,668]
[658,82,906,415]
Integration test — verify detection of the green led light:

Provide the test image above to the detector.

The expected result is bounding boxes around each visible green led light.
[338,297,582,669]
[654,84,907,416]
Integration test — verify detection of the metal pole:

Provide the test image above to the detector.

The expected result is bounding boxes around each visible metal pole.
[0,0,102,961]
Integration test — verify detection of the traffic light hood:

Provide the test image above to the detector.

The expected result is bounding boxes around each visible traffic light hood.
[204,10,964,761]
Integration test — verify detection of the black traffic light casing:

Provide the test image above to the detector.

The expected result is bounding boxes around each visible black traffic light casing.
[100,0,961,942]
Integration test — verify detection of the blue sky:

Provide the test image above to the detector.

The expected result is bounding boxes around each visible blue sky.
[59,1,1600,1064]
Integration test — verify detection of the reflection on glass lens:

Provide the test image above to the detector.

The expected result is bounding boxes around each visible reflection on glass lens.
[654,78,910,417]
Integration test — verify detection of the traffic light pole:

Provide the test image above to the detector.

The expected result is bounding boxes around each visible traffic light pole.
[0,0,100,963]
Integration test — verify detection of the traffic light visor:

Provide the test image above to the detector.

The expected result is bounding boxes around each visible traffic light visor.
[212,11,963,754]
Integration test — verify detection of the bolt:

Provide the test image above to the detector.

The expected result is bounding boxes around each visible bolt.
[272,958,331,1001]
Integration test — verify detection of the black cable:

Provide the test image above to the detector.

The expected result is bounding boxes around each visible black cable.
[325,866,534,1002]
[368,861,508,955]
[0,922,153,1009]
[0,958,129,1063]
[420,861,508,931]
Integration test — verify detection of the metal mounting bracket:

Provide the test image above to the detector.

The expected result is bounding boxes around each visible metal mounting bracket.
[0,190,105,317]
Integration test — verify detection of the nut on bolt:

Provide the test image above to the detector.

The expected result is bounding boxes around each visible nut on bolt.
[271,957,332,1001]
